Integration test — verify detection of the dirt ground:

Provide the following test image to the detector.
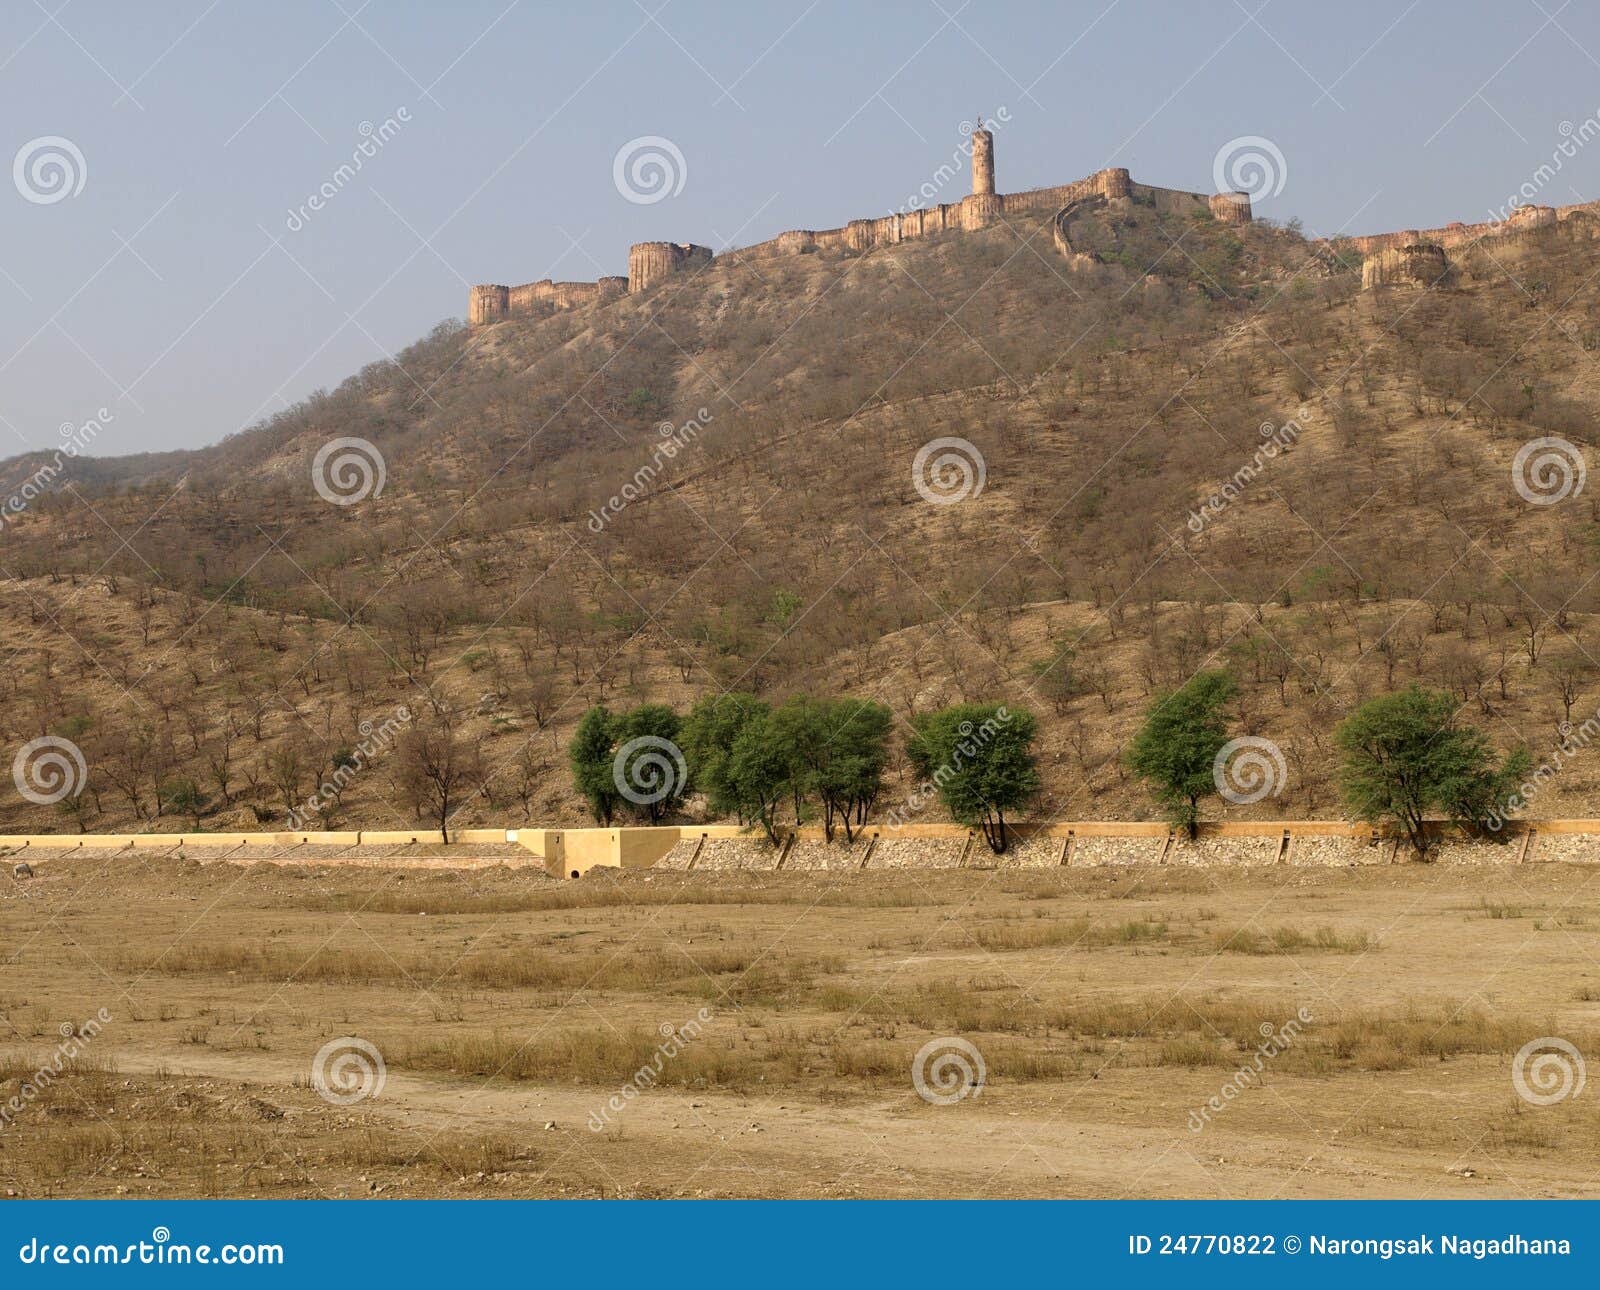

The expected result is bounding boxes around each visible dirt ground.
[4,852,1600,1199]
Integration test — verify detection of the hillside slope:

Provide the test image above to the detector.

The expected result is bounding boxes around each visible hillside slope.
[4,198,1600,833]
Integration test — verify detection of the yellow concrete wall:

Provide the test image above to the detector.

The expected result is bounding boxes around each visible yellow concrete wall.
[560,829,621,878]
[617,827,684,869]
[5,820,1593,879]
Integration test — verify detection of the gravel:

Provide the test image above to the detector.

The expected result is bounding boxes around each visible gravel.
[868,838,966,869]
[996,836,1064,869]
[784,840,871,872]
[1167,837,1280,867]
[1070,836,1167,866]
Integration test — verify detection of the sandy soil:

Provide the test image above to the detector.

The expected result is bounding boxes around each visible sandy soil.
[3,853,1599,1198]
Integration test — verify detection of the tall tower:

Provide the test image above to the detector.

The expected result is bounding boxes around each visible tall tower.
[971,119,995,196]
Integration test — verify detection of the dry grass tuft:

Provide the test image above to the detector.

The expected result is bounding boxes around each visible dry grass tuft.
[1211,926,1375,955]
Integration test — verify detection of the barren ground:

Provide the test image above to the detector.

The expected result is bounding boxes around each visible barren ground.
[4,853,1600,1199]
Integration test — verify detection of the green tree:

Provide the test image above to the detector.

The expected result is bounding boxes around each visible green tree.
[680,693,769,823]
[1126,670,1234,837]
[769,696,825,826]
[907,704,1041,854]
[811,698,892,842]
[610,703,688,823]
[159,776,208,829]
[725,712,792,844]
[768,696,892,841]
[1335,686,1531,857]
[568,706,621,824]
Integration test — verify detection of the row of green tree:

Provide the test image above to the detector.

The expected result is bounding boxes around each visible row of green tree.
[568,696,1042,851]
[570,675,1531,858]
[1128,670,1531,855]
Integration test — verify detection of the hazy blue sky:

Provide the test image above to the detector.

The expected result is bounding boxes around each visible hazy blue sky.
[5,0,1600,458]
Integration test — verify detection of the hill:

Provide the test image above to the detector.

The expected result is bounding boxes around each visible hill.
[4,194,1600,833]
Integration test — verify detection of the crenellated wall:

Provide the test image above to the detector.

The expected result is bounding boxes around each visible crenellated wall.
[465,129,1252,324]
[471,277,626,324]
[1338,201,1591,257]
[1353,205,1600,291]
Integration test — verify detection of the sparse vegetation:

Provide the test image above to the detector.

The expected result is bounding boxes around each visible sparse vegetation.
[7,855,1600,1198]
[5,210,1600,834]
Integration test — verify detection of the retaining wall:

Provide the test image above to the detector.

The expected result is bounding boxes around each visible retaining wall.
[4,821,1593,876]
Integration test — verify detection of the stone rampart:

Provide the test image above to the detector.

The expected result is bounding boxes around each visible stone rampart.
[466,127,1246,322]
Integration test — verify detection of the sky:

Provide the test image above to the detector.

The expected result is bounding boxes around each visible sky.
[5,0,1600,459]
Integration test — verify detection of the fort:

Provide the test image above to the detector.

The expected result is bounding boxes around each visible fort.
[467,125,1254,324]
[467,125,1600,319]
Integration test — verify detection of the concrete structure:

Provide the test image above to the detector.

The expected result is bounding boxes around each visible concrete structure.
[6,819,1598,877]
[467,128,1253,323]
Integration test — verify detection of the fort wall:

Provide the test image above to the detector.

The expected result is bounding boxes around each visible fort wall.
[1361,242,1450,289]
[465,128,1248,323]
[467,127,1600,322]
[1340,200,1600,258]
[627,240,714,293]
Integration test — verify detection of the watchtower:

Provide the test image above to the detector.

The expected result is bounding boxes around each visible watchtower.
[971,119,995,195]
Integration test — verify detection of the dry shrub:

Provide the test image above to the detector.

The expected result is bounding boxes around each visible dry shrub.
[970,917,1169,952]
[1211,926,1375,955]
[117,941,838,996]
[394,1026,749,1087]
